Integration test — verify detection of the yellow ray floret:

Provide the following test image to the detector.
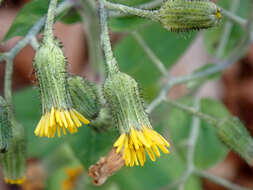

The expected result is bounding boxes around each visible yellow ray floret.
[4,177,25,185]
[34,107,90,138]
[114,127,170,167]
[62,166,83,190]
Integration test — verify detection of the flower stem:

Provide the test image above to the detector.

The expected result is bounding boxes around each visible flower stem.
[103,0,159,21]
[99,0,119,75]
[4,59,14,112]
[44,0,58,42]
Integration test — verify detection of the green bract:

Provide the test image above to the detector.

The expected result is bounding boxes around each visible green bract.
[33,39,71,113]
[0,96,11,153]
[103,72,151,133]
[217,117,253,165]
[158,0,222,32]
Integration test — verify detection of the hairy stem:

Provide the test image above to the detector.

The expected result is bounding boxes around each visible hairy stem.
[103,0,159,21]
[99,0,119,75]
[44,0,58,41]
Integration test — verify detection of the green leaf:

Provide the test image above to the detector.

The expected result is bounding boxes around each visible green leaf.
[114,23,196,100]
[167,98,229,169]
[14,87,61,158]
[67,127,116,168]
[3,0,50,42]
[60,10,82,24]
[2,0,70,42]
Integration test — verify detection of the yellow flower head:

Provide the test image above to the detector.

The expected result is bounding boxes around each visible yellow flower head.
[4,177,25,185]
[62,167,83,190]
[33,39,89,138]
[103,72,170,166]
[114,127,170,167]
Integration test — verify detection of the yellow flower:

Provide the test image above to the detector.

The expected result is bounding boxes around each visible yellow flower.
[114,127,170,167]
[35,108,89,138]
[62,167,83,190]
[4,177,25,185]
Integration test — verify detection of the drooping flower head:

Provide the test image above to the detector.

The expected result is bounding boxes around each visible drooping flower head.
[103,72,170,167]
[33,39,89,138]
[0,121,26,185]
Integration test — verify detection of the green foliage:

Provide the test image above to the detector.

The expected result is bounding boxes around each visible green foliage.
[114,23,196,100]
[4,0,252,189]
[3,0,50,42]
[167,98,229,169]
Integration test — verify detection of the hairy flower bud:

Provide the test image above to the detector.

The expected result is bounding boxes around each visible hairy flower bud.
[217,117,253,166]
[0,121,26,185]
[68,76,101,120]
[33,39,89,138]
[158,0,222,32]
[0,96,11,153]
[103,72,170,167]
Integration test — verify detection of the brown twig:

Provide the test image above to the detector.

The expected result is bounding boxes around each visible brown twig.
[88,148,125,186]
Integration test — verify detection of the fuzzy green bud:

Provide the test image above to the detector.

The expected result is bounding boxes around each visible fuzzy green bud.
[158,0,222,32]
[68,76,101,120]
[217,117,253,166]
[0,96,11,153]
[0,121,26,185]
[103,72,151,133]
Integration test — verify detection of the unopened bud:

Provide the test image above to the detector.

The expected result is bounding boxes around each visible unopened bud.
[0,96,11,153]
[68,76,101,120]
[217,117,253,166]
[0,121,26,185]
[158,0,222,32]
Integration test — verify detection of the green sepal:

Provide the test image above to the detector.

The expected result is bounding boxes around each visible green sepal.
[0,97,12,153]
[217,117,253,165]
[158,0,222,32]
[103,72,150,133]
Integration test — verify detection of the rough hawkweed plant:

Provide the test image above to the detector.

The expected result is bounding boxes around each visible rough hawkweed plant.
[33,39,90,138]
[158,0,222,32]
[0,121,26,185]
[103,72,170,167]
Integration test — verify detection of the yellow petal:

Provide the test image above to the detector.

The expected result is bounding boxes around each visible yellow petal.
[72,109,90,125]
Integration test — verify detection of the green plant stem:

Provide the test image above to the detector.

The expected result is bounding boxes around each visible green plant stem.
[30,36,39,50]
[44,0,58,41]
[99,0,119,75]
[216,0,240,58]
[103,0,159,21]
[4,59,14,111]
[0,0,73,62]
[79,0,105,79]
[132,31,169,78]
[194,169,252,190]
[222,8,247,28]
[165,99,218,126]
[109,0,163,18]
